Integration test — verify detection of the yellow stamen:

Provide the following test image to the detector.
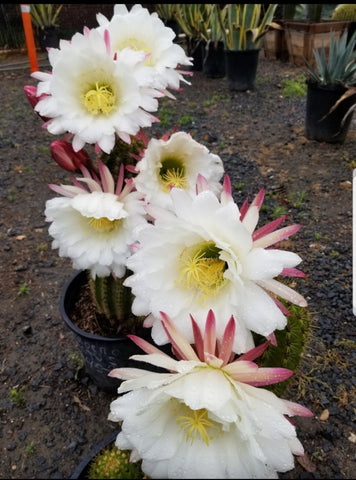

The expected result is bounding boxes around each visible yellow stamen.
[83,82,116,115]
[159,157,187,192]
[177,242,226,304]
[88,217,120,233]
[175,404,221,446]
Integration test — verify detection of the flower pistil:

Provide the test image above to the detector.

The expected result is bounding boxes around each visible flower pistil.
[159,157,187,191]
[177,242,227,303]
[83,81,117,116]
[87,216,121,232]
[173,401,222,446]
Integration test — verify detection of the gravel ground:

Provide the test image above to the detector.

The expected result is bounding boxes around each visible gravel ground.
[0,50,355,479]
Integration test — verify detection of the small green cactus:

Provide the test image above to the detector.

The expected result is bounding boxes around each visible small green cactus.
[253,301,312,397]
[332,4,356,21]
[88,272,138,332]
[88,445,146,479]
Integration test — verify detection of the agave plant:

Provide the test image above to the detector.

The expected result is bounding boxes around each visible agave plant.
[173,4,208,41]
[30,4,63,29]
[305,29,356,87]
[197,4,226,43]
[154,4,177,23]
[305,29,356,125]
[217,3,279,51]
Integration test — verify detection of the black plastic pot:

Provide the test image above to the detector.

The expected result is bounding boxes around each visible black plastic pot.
[70,430,119,479]
[305,81,354,143]
[203,40,225,78]
[38,26,59,51]
[187,38,206,71]
[60,270,169,393]
[224,49,260,91]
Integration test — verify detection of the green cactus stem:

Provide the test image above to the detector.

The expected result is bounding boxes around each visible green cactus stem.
[253,302,312,397]
[88,445,146,479]
[100,134,146,179]
[332,4,356,21]
[88,270,144,335]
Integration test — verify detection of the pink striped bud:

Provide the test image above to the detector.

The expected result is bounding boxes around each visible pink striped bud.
[24,85,51,122]
[24,85,39,109]
[50,140,90,172]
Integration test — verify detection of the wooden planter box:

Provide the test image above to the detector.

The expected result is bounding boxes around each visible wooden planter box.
[263,21,289,62]
[285,20,350,66]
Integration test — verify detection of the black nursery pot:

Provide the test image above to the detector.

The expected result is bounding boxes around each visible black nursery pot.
[224,48,260,91]
[70,430,119,479]
[305,81,354,143]
[38,26,59,51]
[187,39,206,71]
[60,270,169,393]
[203,40,225,78]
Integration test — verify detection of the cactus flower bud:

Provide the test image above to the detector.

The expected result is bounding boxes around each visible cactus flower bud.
[23,85,51,122]
[24,85,40,109]
[50,140,90,172]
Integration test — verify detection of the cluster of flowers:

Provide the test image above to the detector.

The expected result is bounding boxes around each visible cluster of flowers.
[25,4,312,479]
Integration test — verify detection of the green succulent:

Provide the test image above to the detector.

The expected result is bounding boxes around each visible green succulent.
[331,4,356,21]
[154,4,178,23]
[197,4,227,43]
[305,29,356,87]
[253,302,312,397]
[173,4,208,40]
[88,446,146,479]
[30,4,63,29]
[217,4,279,51]
[88,271,144,335]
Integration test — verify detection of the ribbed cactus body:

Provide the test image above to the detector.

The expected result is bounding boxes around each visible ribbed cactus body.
[332,4,356,21]
[88,271,142,334]
[88,446,146,479]
[254,303,311,397]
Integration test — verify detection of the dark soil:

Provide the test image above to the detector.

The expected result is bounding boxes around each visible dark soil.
[0,51,355,479]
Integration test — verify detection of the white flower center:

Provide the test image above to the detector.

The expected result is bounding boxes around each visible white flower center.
[83,82,116,115]
[177,241,227,304]
[159,157,187,192]
[173,400,222,446]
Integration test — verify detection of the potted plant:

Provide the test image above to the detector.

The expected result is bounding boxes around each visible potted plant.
[217,3,278,91]
[23,5,316,478]
[304,29,356,143]
[70,304,312,479]
[284,4,351,66]
[30,3,63,51]
[173,4,209,71]
[70,429,145,479]
[198,4,227,78]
